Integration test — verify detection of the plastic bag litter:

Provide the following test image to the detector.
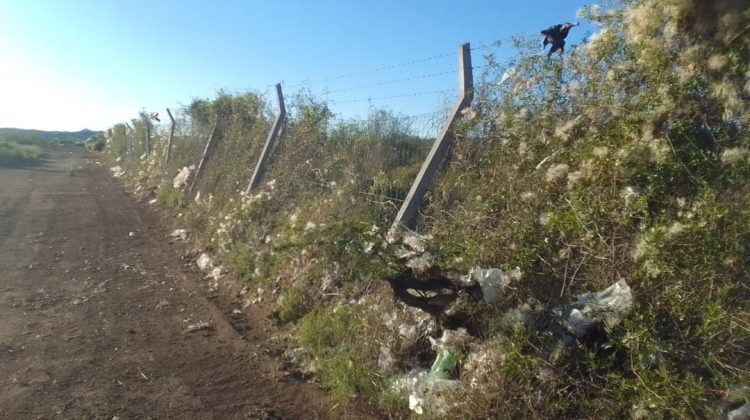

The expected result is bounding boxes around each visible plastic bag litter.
[169,229,190,241]
[406,252,435,273]
[431,328,472,350]
[110,166,125,178]
[173,165,194,190]
[391,370,460,416]
[724,386,750,420]
[378,345,395,373]
[205,266,224,282]
[399,229,432,253]
[553,279,633,337]
[467,267,522,304]
[196,253,214,271]
[728,403,750,420]
[185,321,213,333]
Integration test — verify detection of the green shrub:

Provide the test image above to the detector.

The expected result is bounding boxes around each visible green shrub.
[85,134,106,152]
[0,139,45,166]
[298,306,378,403]
[156,183,183,208]
[226,244,256,280]
[272,282,312,324]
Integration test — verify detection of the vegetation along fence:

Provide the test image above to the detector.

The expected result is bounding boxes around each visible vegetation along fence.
[97,9,750,416]
[104,42,482,235]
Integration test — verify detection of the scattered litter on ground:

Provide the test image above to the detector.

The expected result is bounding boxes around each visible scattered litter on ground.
[409,394,424,414]
[244,288,265,307]
[432,328,472,350]
[128,232,135,238]
[169,229,190,241]
[406,252,435,274]
[395,247,419,260]
[399,229,432,253]
[392,370,460,416]
[185,321,214,334]
[110,166,125,178]
[148,198,157,205]
[427,329,471,380]
[552,279,633,337]
[723,386,750,420]
[728,403,750,420]
[173,166,194,190]
[196,253,214,271]
[429,348,457,380]
[378,345,395,373]
[397,308,437,348]
[205,266,224,282]
[466,267,521,304]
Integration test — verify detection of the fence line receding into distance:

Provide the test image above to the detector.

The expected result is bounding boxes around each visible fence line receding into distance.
[116,42,475,233]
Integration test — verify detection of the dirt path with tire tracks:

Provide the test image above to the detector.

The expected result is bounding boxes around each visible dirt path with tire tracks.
[0,146,373,419]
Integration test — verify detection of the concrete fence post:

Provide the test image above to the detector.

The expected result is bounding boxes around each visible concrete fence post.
[124,122,133,159]
[188,117,220,194]
[165,108,176,165]
[390,43,473,232]
[140,112,151,156]
[246,83,286,193]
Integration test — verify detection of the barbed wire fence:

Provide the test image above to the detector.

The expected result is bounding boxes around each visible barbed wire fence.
[119,39,520,231]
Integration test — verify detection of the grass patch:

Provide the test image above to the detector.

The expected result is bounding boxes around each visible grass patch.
[298,306,379,404]
[156,183,184,208]
[273,282,312,324]
[0,139,45,166]
[226,244,256,280]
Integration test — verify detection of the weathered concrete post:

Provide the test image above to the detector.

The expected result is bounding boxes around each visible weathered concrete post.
[246,83,286,193]
[124,122,133,159]
[165,108,176,165]
[390,43,473,232]
[140,111,151,156]
[188,117,220,194]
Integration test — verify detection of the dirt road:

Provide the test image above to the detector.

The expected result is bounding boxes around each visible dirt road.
[0,147,357,419]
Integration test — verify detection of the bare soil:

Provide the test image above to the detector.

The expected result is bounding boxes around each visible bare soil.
[0,147,376,419]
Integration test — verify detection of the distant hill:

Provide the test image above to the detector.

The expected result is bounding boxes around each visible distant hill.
[0,128,101,143]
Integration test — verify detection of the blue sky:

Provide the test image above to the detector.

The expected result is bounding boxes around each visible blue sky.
[0,1,596,131]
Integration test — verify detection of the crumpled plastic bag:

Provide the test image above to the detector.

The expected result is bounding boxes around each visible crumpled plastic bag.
[196,253,214,271]
[553,279,633,337]
[110,166,125,178]
[466,267,522,304]
[173,165,195,190]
